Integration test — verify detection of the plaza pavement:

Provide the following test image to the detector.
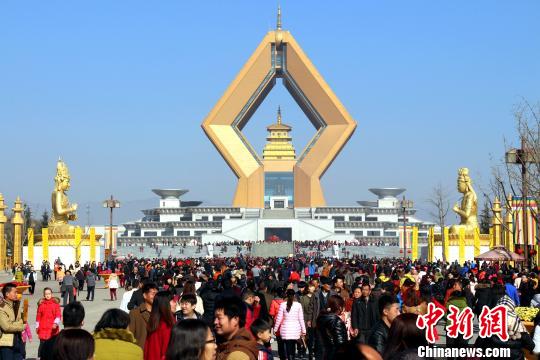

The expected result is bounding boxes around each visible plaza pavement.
[1,271,122,359]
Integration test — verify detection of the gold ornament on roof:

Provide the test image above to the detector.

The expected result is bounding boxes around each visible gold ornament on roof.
[449,167,479,234]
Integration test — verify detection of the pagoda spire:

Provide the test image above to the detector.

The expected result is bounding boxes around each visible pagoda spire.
[262,106,296,160]
[277,5,282,30]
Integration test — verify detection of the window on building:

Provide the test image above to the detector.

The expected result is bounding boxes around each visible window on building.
[143,231,157,237]
[367,230,381,236]
[332,216,345,221]
[349,216,363,221]
[264,172,294,208]
[230,216,243,219]
[176,231,190,236]
[335,231,346,234]
[212,230,222,234]
[384,231,397,237]
[196,216,209,221]
[194,231,207,236]
[213,216,225,221]
[365,216,378,222]
[351,231,363,236]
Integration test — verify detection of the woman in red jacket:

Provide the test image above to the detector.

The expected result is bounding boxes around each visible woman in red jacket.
[36,287,61,358]
[144,291,176,360]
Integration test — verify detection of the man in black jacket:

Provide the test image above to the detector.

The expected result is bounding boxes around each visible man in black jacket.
[307,277,336,360]
[127,279,146,310]
[368,294,400,354]
[351,282,379,344]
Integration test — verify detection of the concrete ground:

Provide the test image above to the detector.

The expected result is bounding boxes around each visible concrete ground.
[1,271,122,359]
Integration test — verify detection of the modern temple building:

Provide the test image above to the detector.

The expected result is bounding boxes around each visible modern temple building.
[118,186,431,246]
[118,12,433,250]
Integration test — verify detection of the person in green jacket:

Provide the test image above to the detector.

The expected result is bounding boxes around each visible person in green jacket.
[14,267,24,283]
[446,290,469,350]
[93,309,143,360]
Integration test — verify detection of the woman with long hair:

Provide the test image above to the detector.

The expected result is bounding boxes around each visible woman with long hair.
[165,319,216,360]
[53,328,95,360]
[316,294,348,360]
[382,313,427,360]
[145,291,177,360]
[93,309,142,359]
[273,289,306,360]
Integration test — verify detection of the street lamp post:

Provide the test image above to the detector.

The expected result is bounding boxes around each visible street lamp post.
[400,196,414,260]
[506,137,533,268]
[103,195,120,260]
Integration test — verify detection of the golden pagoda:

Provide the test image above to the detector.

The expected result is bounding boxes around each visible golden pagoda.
[262,107,296,160]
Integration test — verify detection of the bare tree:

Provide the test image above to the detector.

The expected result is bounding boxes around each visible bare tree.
[427,183,451,262]
[488,100,540,243]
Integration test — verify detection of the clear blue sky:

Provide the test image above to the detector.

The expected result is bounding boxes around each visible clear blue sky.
[1,1,539,225]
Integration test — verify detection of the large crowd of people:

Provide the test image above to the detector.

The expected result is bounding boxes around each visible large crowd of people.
[2,255,540,359]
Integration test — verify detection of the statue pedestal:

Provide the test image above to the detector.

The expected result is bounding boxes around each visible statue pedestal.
[429,231,491,263]
[23,233,103,267]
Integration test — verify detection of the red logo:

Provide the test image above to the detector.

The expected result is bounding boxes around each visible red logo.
[417,304,509,343]
[445,305,474,339]
[416,302,445,343]
[478,305,508,341]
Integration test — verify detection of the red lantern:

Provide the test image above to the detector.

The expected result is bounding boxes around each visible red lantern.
[399,249,404,253]
[516,248,523,255]
[530,249,537,256]
[407,249,412,254]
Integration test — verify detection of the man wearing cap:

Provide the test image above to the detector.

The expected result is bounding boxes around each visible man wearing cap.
[306,276,336,359]
[296,281,307,298]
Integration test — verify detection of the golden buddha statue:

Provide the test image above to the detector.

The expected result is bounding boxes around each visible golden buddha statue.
[48,159,78,235]
[449,168,479,234]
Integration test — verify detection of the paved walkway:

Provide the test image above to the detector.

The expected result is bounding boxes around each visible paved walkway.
[1,271,122,359]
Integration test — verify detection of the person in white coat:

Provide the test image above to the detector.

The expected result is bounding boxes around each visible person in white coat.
[108,271,119,301]
[120,280,138,312]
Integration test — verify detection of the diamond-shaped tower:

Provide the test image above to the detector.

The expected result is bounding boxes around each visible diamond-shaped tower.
[201,8,357,209]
